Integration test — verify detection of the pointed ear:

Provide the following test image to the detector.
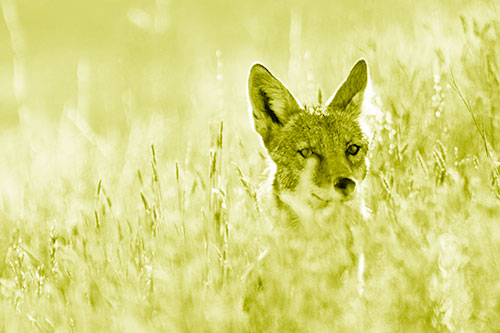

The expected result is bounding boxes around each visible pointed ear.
[248,63,301,147]
[326,59,369,112]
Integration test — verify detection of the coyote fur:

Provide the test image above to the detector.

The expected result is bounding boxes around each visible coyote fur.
[248,59,375,225]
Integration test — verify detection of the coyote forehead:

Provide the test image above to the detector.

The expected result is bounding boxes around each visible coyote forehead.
[248,59,374,223]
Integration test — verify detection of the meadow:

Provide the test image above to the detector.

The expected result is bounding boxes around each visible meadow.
[1,0,500,331]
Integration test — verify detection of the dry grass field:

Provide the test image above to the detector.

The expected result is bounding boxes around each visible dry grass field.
[1,0,500,331]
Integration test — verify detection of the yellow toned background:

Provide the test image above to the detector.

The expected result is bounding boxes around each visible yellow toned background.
[0,0,499,331]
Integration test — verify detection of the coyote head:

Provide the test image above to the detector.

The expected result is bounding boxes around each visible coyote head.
[248,59,373,221]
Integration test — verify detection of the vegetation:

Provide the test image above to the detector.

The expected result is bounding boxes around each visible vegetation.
[0,0,499,331]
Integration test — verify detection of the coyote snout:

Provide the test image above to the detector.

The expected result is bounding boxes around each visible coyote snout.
[248,59,374,223]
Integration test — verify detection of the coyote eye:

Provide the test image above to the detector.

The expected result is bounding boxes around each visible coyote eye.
[298,148,313,158]
[346,144,360,156]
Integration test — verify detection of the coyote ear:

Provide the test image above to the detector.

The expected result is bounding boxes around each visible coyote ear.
[248,63,301,147]
[327,59,369,112]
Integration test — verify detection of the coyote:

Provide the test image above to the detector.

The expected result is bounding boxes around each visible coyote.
[248,59,374,224]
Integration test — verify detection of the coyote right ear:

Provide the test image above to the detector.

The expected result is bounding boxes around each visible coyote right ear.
[248,63,301,147]
[326,59,369,112]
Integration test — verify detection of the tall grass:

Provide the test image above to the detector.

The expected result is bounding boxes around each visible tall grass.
[0,0,500,331]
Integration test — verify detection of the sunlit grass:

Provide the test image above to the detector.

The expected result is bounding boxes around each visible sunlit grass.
[1,0,500,331]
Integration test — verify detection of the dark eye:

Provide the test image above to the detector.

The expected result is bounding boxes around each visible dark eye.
[299,148,313,158]
[346,144,360,156]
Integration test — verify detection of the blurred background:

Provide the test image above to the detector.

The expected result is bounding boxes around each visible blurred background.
[0,0,480,133]
[2,1,500,330]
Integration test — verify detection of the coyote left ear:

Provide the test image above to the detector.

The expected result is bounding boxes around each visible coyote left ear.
[327,59,369,111]
[248,63,301,148]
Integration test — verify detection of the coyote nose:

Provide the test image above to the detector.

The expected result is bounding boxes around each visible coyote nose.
[334,177,356,196]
